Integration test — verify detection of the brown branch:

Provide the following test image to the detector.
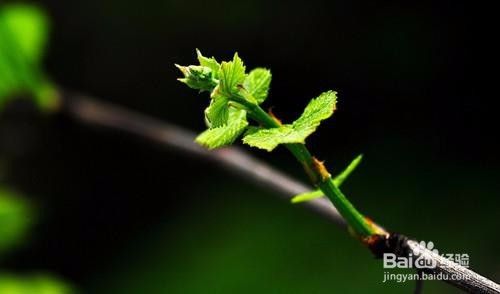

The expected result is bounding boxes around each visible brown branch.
[61,91,500,294]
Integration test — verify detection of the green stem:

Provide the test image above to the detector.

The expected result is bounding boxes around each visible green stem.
[242,100,376,237]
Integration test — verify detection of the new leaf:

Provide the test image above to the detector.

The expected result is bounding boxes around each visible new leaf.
[244,68,271,104]
[196,49,220,78]
[242,125,302,151]
[292,90,337,134]
[218,53,246,97]
[204,94,229,128]
[196,109,248,149]
[243,91,337,151]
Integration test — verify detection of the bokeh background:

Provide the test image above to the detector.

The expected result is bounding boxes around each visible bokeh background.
[1,0,498,293]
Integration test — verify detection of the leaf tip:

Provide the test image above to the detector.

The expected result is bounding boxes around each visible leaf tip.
[174,63,187,74]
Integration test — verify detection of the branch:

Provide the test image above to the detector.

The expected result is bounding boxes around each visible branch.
[61,92,345,227]
[60,91,500,293]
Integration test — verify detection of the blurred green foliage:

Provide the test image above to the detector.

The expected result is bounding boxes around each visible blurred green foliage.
[0,273,73,294]
[0,4,58,111]
[0,188,75,293]
[0,188,32,254]
[0,5,49,64]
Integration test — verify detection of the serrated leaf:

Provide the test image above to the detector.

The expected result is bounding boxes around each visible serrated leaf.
[196,109,248,149]
[244,68,271,104]
[291,154,363,203]
[196,49,220,78]
[243,125,302,151]
[219,53,246,97]
[242,91,337,151]
[292,90,337,135]
[204,94,229,128]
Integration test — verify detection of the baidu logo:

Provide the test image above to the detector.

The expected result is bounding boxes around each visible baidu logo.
[412,240,439,255]
[383,239,470,270]
[383,240,439,269]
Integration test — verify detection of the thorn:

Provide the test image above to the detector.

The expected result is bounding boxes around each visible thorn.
[312,157,330,181]
[268,107,283,125]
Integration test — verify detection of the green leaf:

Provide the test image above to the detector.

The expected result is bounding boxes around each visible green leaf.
[218,53,246,97]
[244,68,271,104]
[243,91,337,151]
[196,109,248,149]
[291,154,363,203]
[204,94,229,128]
[196,49,220,77]
[292,90,337,135]
[243,125,302,151]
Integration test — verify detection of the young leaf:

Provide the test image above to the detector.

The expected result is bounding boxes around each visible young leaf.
[218,53,246,97]
[292,90,337,135]
[242,91,337,151]
[204,94,229,128]
[196,109,248,149]
[196,49,220,77]
[242,125,301,151]
[244,68,271,104]
[291,154,363,203]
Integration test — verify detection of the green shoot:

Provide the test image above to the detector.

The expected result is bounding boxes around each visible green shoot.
[176,50,385,238]
[243,91,337,151]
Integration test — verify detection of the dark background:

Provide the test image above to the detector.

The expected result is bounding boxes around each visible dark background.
[1,0,498,293]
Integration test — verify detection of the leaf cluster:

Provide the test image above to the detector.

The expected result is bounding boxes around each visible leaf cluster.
[177,50,337,151]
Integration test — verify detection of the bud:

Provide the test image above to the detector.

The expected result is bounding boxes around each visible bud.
[175,64,218,91]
